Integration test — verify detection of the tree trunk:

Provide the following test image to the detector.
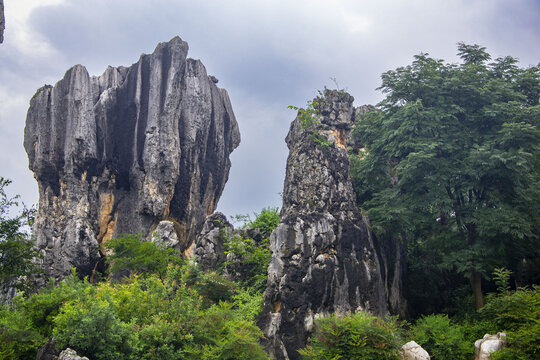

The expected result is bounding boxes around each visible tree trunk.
[470,271,484,310]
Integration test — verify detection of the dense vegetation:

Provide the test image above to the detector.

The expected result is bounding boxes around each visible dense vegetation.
[350,43,540,312]
[0,203,278,359]
[0,177,39,299]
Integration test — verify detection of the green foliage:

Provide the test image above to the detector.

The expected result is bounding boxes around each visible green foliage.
[0,303,45,360]
[299,313,403,360]
[0,177,40,296]
[408,314,472,359]
[53,295,137,360]
[222,207,277,294]
[480,286,540,359]
[224,235,271,293]
[16,269,90,336]
[105,234,183,280]
[492,267,512,294]
[289,97,332,149]
[246,207,280,237]
[350,43,540,311]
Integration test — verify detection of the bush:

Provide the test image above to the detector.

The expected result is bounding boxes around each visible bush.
[299,312,403,360]
[0,304,45,360]
[53,295,137,360]
[17,270,90,336]
[481,286,540,359]
[224,235,270,293]
[247,207,280,237]
[105,234,183,280]
[408,314,472,360]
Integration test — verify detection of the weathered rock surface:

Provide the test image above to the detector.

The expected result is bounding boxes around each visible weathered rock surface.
[24,36,240,284]
[475,333,507,360]
[401,341,430,360]
[193,212,233,268]
[58,349,89,360]
[258,90,390,360]
[0,0,4,43]
[35,338,59,360]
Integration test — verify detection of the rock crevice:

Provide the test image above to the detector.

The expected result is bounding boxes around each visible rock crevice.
[24,36,240,283]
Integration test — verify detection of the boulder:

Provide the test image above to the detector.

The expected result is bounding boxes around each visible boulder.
[474,333,507,360]
[58,349,89,360]
[401,341,430,360]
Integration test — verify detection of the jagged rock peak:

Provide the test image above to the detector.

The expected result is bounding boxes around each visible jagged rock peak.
[0,0,5,43]
[24,36,240,285]
[258,89,388,360]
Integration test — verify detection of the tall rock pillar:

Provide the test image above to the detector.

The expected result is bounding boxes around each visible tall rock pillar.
[24,37,240,284]
[259,90,388,359]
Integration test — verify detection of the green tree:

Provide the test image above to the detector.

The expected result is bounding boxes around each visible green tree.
[105,234,183,280]
[351,43,540,310]
[247,207,280,237]
[0,177,39,297]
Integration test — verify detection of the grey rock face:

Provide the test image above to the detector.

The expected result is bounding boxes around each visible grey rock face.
[24,36,240,284]
[475,333,507,360]
[193,212,232,268]
[0,0,4,43]
[35,338,59,360]
[258,90,388,360]
[401,341,431,360]
[58,349,89,360]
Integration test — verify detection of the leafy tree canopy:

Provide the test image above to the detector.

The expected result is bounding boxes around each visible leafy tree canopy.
[351,43,540,310]
[0,177,40,297]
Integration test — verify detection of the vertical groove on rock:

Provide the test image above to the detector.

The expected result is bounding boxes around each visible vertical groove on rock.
[24,36,240,284]
[258,90,388,360]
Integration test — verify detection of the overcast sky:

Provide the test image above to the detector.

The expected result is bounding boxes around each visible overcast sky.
[1,0,539,221]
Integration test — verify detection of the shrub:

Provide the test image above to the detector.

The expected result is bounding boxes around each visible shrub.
[105,234,183,280]
[53,295,137,360]
[17,270,90,336]
[481,286,540,359]
[0,304,45,360]
[247,207,280,237]
[408,314,472,360]
[224,235,270,293]
[299,312,402,360]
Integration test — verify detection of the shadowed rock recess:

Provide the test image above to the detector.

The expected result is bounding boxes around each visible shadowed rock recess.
[0,0,4,43]
[24,36,240,284]
[259,90,404,360]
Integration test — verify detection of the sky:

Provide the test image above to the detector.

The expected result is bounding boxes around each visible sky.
[0,0,539,221]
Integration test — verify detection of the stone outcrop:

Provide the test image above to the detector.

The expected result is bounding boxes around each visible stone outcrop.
[35,338,59,360]
[258,90,393,360]
[58,349,89,360]
[1,0,4,43]
[401,341,430,360]
[24,36,240,284]
[474,333,507,360]
[193,212,233,269]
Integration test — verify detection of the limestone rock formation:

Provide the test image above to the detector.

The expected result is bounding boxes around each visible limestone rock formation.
[258,90,390,360]
[1,0,4,43]
[193,212,233,269]
[401,341,430,360]
[474,333,507,360]
[58,349,89,360]
[24,36,240,284]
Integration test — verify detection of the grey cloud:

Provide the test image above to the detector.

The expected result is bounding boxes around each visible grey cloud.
[1,0,538,218]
